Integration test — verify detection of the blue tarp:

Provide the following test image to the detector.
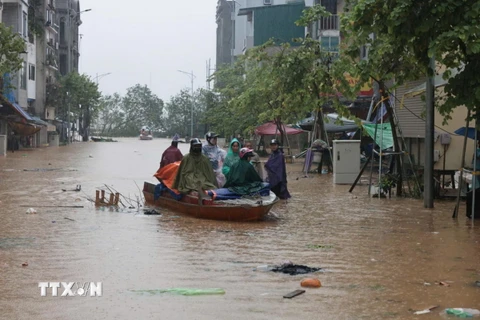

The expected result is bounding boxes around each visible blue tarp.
[155,182,271,201]
[454,127,480,140]
[207,182,271,200]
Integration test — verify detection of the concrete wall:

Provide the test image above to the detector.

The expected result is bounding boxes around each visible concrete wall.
[233,0,290,57]
[27,41,36,101]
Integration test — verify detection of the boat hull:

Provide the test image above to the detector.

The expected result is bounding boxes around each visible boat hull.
[143,182,277,222]
[139,135,153,140]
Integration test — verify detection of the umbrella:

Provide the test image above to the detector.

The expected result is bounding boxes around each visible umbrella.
[454,127,480,140]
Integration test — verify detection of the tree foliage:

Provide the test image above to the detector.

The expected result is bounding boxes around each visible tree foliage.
[48,72,100,120]
[341,0,480,119]
[0,24,26,90]
[94,84,164,137]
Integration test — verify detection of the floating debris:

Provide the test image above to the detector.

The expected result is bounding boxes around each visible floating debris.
[130,288,225,296]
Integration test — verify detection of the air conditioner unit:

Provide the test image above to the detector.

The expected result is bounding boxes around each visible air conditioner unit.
[263,0,272,5]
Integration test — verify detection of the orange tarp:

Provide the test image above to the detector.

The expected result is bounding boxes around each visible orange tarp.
[154,161,181,193]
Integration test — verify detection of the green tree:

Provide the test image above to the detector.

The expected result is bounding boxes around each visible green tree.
[48,72,101,141]
[336,0,480,194]
[163,89,192,138]
[96,93,124,136]
[0,24,26,92]
[118,84,164,136]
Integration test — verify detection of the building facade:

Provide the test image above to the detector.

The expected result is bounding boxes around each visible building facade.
[215,0,234,67]
[2,0,33,110]
[56,0,82,76]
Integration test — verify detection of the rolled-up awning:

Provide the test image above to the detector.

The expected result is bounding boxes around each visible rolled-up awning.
[8,121,42,136]
[405,67,463,98]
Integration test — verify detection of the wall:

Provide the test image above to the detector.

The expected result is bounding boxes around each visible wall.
[27,41,36,101]
[252,2,306,46]
[399,87,474,171]
[233,0,290,57]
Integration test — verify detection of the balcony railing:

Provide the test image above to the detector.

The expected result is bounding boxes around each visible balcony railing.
[318,15,339,32]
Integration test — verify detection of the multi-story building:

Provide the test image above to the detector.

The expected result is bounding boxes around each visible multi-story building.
[56,0,83,76]
[2,0,33,111]
[215,0,235,67]
[215,0,310,63]
[36,0,59,124]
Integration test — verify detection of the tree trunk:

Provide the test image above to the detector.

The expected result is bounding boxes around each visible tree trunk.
[378,81,403,196]
[82,105,90,142]
[275,118,285,146]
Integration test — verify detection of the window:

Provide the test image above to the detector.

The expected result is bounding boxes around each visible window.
[29,64,36,81]
[20,62,27,89]
[23,11,28,38]
[321,36,339,52]
[321,0,337,14]
[60,20,65,43]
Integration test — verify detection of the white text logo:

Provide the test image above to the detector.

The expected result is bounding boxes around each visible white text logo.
[38,282,102,297]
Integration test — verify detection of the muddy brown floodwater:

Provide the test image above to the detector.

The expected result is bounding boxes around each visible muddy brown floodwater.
[0,138,479,320]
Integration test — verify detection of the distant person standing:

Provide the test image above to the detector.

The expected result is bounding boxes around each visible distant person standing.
[159,134,183,169]
[265,139,291,199]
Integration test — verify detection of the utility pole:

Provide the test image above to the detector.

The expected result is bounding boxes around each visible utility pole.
[177,70,195,138]
[424,55,435,208]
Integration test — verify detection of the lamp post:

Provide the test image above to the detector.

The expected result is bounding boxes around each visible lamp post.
[95,72,112,85]
[177,70,195,138]
[67,8,92,73]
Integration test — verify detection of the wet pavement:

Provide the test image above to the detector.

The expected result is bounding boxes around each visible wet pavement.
[0,138,479,319]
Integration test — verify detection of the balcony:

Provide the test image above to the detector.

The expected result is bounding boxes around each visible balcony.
[46,54,59,71]
[318,14,339,37]
[45,20,59,34]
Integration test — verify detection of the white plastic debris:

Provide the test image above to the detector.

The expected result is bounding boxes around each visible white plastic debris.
[26,208,37,214]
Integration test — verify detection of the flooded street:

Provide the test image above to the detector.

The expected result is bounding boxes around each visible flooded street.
[0,138,479,319]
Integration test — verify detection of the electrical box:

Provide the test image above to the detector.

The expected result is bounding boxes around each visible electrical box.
[440,133,451,145]
[333,140,361,184]
[434,150,440,162]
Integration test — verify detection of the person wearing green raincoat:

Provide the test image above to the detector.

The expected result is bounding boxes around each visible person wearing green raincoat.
[224,148,264,195]
[222,138,241,176]
[173,138,218,194]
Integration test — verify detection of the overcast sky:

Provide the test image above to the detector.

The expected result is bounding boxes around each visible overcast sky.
[78,0,217,101]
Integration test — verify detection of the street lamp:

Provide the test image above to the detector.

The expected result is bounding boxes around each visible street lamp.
[177,70,195,138]
[94,72,112,84]
[67,8,92,74]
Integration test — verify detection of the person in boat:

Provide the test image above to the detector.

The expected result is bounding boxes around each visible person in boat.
[224,148,264,195]
[173,138,218,194]
[222,138,241,176]
[265,139,291,199]
[202,131,227,187]
[160,134,183,169]
[244,141,263,179]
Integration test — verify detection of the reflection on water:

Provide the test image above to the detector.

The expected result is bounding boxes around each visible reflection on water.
[0,138,479,320]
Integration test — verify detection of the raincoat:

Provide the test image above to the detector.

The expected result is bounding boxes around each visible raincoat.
[202,142,227,187]
[265,149,291,199]
[160,145,183,169]
[222,138,241,176]
[224,158,264,195]
[173,152,218,194]
[202,143,226,171]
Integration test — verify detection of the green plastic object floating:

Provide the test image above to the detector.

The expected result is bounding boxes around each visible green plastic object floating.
[131,288,226,296]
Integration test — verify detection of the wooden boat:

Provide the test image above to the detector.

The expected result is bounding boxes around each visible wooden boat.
[143,182,278,222]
